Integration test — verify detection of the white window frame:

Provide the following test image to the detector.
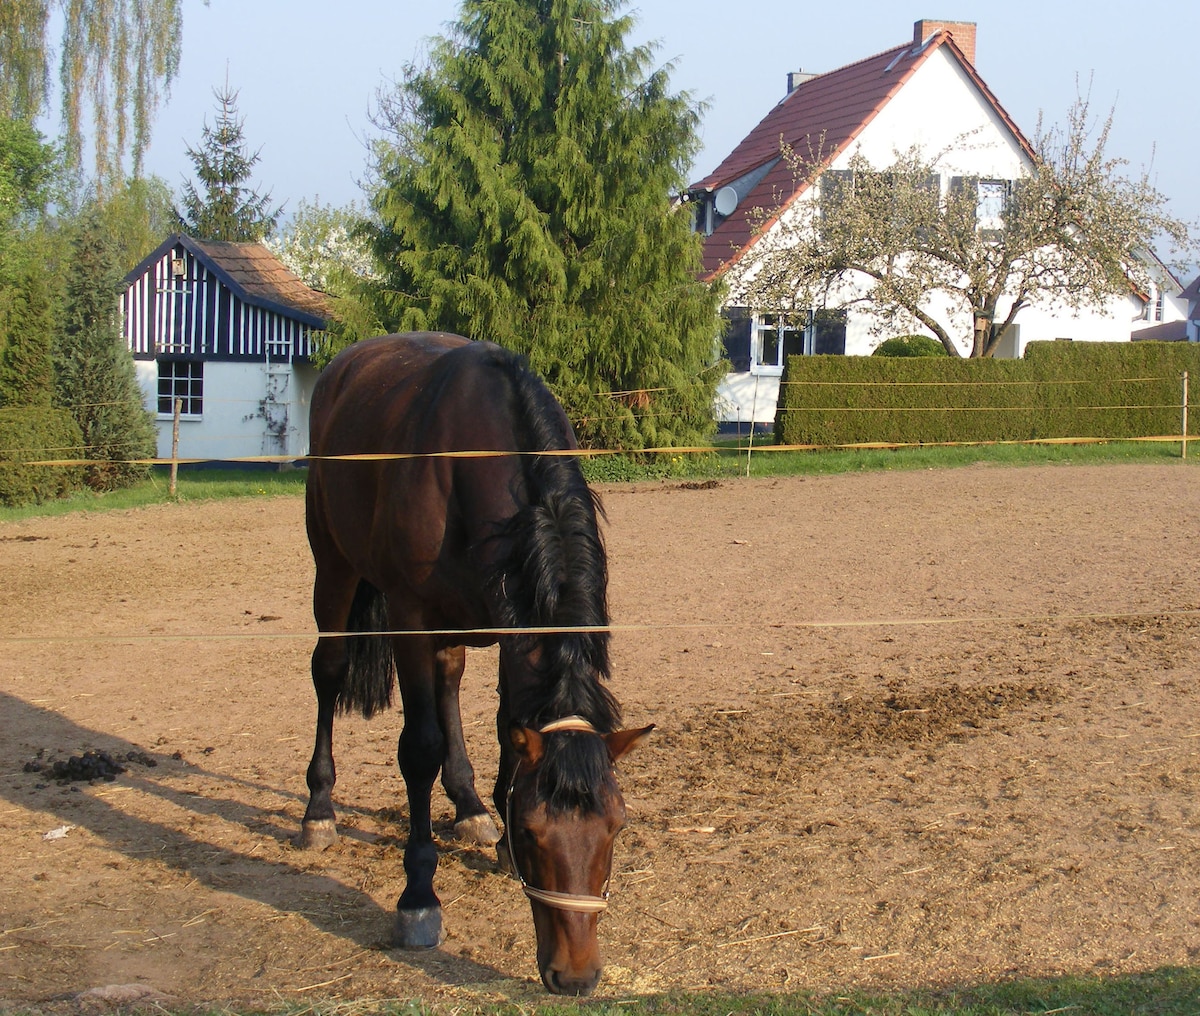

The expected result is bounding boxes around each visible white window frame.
[751,313,809,376]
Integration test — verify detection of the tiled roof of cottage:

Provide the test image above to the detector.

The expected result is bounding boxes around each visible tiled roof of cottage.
[125,233,332,328]
[186,236,332,323]
[690,29,1034,279]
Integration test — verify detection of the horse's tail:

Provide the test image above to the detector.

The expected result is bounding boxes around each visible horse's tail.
[337,579,395,719]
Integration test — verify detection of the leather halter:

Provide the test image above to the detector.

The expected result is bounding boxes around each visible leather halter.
[505,716,612,914]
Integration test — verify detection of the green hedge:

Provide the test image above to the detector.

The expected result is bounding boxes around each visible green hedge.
[776,341,1200,446]
[0,407,85,505]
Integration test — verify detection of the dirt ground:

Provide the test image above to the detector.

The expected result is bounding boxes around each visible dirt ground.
[2,463,1200,1010]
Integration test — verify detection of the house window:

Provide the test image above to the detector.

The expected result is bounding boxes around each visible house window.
[752,313,807,374]
[1142,286,1164,322]
[157,359,203,417]
[949,176,1012,238]
[977,180,1007,232]
[811,309,847,355]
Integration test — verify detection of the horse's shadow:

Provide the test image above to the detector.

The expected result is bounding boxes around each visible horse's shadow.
[1,690,508,990]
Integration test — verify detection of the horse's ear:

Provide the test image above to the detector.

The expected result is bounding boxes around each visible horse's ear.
[604,724,655,762]
[509,724,545,765]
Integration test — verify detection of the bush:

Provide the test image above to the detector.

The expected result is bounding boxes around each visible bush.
[776,341,1200,446]
[0,407,85,505]
[873,335,949,357]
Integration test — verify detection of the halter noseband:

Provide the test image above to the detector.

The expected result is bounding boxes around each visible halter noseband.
[505,716,612,914]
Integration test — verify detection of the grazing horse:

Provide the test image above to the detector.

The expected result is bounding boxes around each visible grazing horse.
[301,332,652,995]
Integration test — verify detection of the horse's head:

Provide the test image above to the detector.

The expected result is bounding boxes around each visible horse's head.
[506,719,652,995]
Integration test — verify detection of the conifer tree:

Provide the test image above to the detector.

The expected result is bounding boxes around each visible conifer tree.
[54,213,156,489]
[178,83,280,242]
[0,263,55,407]
[359,0,723,449]
[0,115,60,408]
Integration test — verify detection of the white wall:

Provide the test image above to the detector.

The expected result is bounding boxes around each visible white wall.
[136,361,318,464]
[715,373,782,427]
[714,44,1173,426]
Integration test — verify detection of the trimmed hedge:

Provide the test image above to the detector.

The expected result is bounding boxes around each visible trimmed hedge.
[776,340,1200,447]
[0,407,85,505]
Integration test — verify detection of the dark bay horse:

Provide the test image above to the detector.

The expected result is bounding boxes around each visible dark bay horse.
[301,332,652,995]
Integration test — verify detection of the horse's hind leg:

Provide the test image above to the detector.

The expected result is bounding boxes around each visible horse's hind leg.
[392,635,447,948]
[299,560,357,850]
[435,645,500,845]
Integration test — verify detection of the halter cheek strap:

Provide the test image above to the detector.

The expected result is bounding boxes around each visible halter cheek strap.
[506,716,612,914]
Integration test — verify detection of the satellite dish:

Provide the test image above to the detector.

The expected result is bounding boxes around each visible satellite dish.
[714,186,739,216]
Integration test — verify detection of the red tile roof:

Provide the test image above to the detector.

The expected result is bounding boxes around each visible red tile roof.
[187,236,332,323]
[690,30,1034,280]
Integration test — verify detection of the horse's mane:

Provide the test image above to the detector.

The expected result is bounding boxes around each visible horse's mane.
[485,349,621,812]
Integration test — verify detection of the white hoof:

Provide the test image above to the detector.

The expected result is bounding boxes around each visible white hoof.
[454,813,501,845]
[298,818,338,850]
[393,906,444,948]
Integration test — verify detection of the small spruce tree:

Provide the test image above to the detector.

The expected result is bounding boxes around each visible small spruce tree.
[178,83,281,242]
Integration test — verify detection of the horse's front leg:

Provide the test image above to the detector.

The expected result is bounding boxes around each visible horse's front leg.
[392,636,447,948]
[435,645,500,845]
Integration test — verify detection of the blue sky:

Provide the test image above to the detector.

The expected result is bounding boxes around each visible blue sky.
[132,0,1198,269]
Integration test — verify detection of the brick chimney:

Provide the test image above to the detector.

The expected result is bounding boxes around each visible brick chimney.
[913,19,976,65]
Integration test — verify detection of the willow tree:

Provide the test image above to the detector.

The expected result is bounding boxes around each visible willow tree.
[0,0,192,184]
[358,0,723,449]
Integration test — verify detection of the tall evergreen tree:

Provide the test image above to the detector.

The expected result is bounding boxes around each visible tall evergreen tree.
[54,213,156,489]
[0,262,56,407]
[0,115,61,407]
[360,0,723,449]
[178,83,280,242]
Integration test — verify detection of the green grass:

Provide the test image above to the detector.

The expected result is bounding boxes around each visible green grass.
[1,441,1193,522]
[579,436,1191,483]
[0,466,308,522]
[40,966,1192,1016]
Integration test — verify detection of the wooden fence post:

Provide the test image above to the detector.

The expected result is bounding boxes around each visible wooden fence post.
[169,398,181,496]
[1183,372,1189,461]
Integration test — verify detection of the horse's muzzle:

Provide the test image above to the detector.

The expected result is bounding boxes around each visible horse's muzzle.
[543,964,601,996]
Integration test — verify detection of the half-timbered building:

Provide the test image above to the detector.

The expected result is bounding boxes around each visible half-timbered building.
[123,233,331,464]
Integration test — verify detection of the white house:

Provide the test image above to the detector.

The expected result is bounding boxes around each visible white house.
[687,19,1187,427]
[1177,274,1200,343]
[123,234,330,464]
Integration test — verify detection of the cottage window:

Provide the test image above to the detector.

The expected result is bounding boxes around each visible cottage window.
[157,359,203,418]
[752,314,807,375]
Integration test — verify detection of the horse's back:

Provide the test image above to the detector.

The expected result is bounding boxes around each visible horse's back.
[305,332,578,601]
[309,332,473,453]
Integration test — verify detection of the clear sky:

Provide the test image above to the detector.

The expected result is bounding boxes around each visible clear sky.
[134,0,1198,270]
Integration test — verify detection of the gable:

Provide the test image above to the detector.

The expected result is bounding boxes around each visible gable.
[691,28,1035,280]
[123,234,331,362]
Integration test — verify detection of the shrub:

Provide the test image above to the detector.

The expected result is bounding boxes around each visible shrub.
[872,335,949,357]
[776,340,1199,446]
[0,407,85,505]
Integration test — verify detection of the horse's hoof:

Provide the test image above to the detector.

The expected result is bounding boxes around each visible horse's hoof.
[393,906,445,948]
[298,818,338,850]
[454,813,501,845]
